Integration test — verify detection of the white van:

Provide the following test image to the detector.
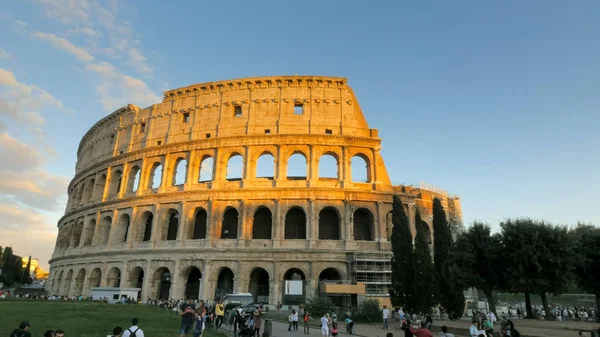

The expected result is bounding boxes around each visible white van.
[222,292,254,306]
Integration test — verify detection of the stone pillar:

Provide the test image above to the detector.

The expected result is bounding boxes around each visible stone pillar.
[159,156,171,193]
[141,260,152,301]
[102,168,113,202]
[200,263,212,300]
[184,151,195,189]
[344,201,354,249]
[272,199,280,248]
[376,202,388,247]
[308,145,317,186]
[177,203,187,244]
[91,212,101,246]
[149,204,159,247]
[206,199,213,246]
[237,200,245,246]
[308,199,316,248]
[127,207,138,248]
[171,260,183,300]
[341,146,349,187]
[407,204,416,240]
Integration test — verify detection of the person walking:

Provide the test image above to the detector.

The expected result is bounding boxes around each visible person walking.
[303,311,312,334]
[253,310,262,337]
[122,318,144,337]
[291,309,299,331]
[321,314,330,337]
[215,299,225,330]
[383,306,390,330]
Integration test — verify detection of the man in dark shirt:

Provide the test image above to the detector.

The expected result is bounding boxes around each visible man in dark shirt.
[180,297,196,337]
[10,321,32,337]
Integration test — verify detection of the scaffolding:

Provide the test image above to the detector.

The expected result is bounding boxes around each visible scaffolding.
[352,251,392,298]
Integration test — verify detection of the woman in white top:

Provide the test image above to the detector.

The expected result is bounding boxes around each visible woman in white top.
[321,314,330,337]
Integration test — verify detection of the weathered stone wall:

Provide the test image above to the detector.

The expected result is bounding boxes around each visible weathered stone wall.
[48,76,462,303]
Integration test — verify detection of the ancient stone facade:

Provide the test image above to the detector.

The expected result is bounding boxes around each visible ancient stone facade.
[47,76,462,304]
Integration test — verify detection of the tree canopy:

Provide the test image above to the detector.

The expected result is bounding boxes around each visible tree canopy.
[389,195,415,311]
[412,208,436,314]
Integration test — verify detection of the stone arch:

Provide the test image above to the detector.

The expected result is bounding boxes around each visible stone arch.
[282,268,306,305]
[191,208,207,239]
[152,267,171,300]
[318,267,342,281]
[351,153,370,182]
[83,219,96,246]
[82,179,95,203]
[184,266,203,300]
[252,207,272,239]
[57,226,71,250]
[93,174,106,200]
[148,162,163,189]
[55,270,64,295]
[73,268,86,296]
[421,220,433,244]
[70,221,84,247]
[61,269,73,296]
[76,183,85,205]
[318,152,340,179]
[96,216,112,245]
[353,208,374,241]
[286,152,307,180]
[198,156,214,182]
[249,267,270,303]
[256,152,275,179]
[215,267,234,299]
[114,213,131,243]
[163,209,179,241]
[126,165,141,193]
[284,207,306,239]
[109,169,123,195]
[128,266,144,299]
[172,157,188,186]
[221,207,239,239]
[226,153,244,181]
[136,211,154,242]
[106,267,121,287]
[89,268,102,288]
[318,207,340,240]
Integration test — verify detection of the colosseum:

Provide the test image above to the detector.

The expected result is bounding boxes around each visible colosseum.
[47,75,463,307]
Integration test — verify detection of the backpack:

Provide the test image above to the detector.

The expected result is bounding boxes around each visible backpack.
[127,328,139,337]
[10,329,28,337]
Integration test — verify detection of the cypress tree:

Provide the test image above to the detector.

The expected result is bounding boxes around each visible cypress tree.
[390,195,414,311]
[432,198,465,318]
[412,208,436,314]
[22,256,32,284]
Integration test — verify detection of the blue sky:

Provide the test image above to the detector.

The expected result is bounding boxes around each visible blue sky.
[1,1,599,268]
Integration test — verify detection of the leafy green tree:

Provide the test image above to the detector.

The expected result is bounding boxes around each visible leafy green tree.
[304,296,332,317]
[390,195,414,311]
[571,223,600,322]
[412,208,436,314]
[500,218,575,320]
[449,222,502,316]
[432,198,465,318]
[355,299,382,323]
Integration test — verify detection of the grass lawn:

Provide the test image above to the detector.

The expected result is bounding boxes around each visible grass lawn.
[0,300,227,337]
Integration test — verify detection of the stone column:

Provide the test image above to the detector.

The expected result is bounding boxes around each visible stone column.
[177,203,187,244]
[91,212,101,246]
[237,200,245,247]
[127,207,138,249]
[206,199,213,247]
[376,202,388,247]
[150,204,160,247]
[159,156,171,193]
[308,199,316,248]
[102,168,113,202]
[308,145,317,186]
[272,199,280,248]
[344,201,354,249]
[171,260,184,300]
[200,263,212,300]
[184,151,195,189]
[141,260,152,301]
[341,146,348,187]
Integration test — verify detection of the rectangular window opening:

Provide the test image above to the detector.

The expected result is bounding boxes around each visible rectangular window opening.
[294,103,304,115]
[119,150,123,154]
[157,140,162,146]
[140,123,146,133]
[234,105,242,117]
[264,129,271,134]
[182,113,190,123]
[325,129,332,135]
[205,133,211,139]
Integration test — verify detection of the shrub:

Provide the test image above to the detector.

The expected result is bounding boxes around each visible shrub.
[354,299,382,323]
[304,296,332,318]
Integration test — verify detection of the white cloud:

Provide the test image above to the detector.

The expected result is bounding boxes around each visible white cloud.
[67,27,102,37]
[85,61,161,111]
[128,47,152,74]
[30,31,94,62]
[14,20,27,28]
[36,0,90,25]
[0,48,12,60]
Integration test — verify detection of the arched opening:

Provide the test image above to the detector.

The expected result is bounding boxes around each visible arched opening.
[136,211,153,242]
[70,221,84,247]
[83,219,95,246]
[164,210,179,241]
[192,208,207,239]
[89,268,101,288]
[353,208,374,241]
[74,268,86,296]
[128,267,144,300]
[110,170,123,195]
[149,163,163,189]
[107,267,121,288]
[97,216,112,245]
[199,156,214,182]
[185,267,202,300]
[252,207,272,239]
[284,207,306,239]
[226,153,243,181]
[153,267,171,300]
[127,166,141,193]
[61,270,73,296]
[55,271,63,295]
[115,214,130,243]
[221,208,238,239]
[421,221,433,245]
[173,158,187,186]
[318,154,338,179]
[82,180,94,203]
[282,268,305,305]
[286,152,307,180]
[215,267,234,299]
[318,207,340,240]
[76,183,85,205]
[57,226,71,250]
[351,155,370,182]
[256,153,275,179]
[319,268,341,282]
[249,268,269,304]
[93,174,106,201]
